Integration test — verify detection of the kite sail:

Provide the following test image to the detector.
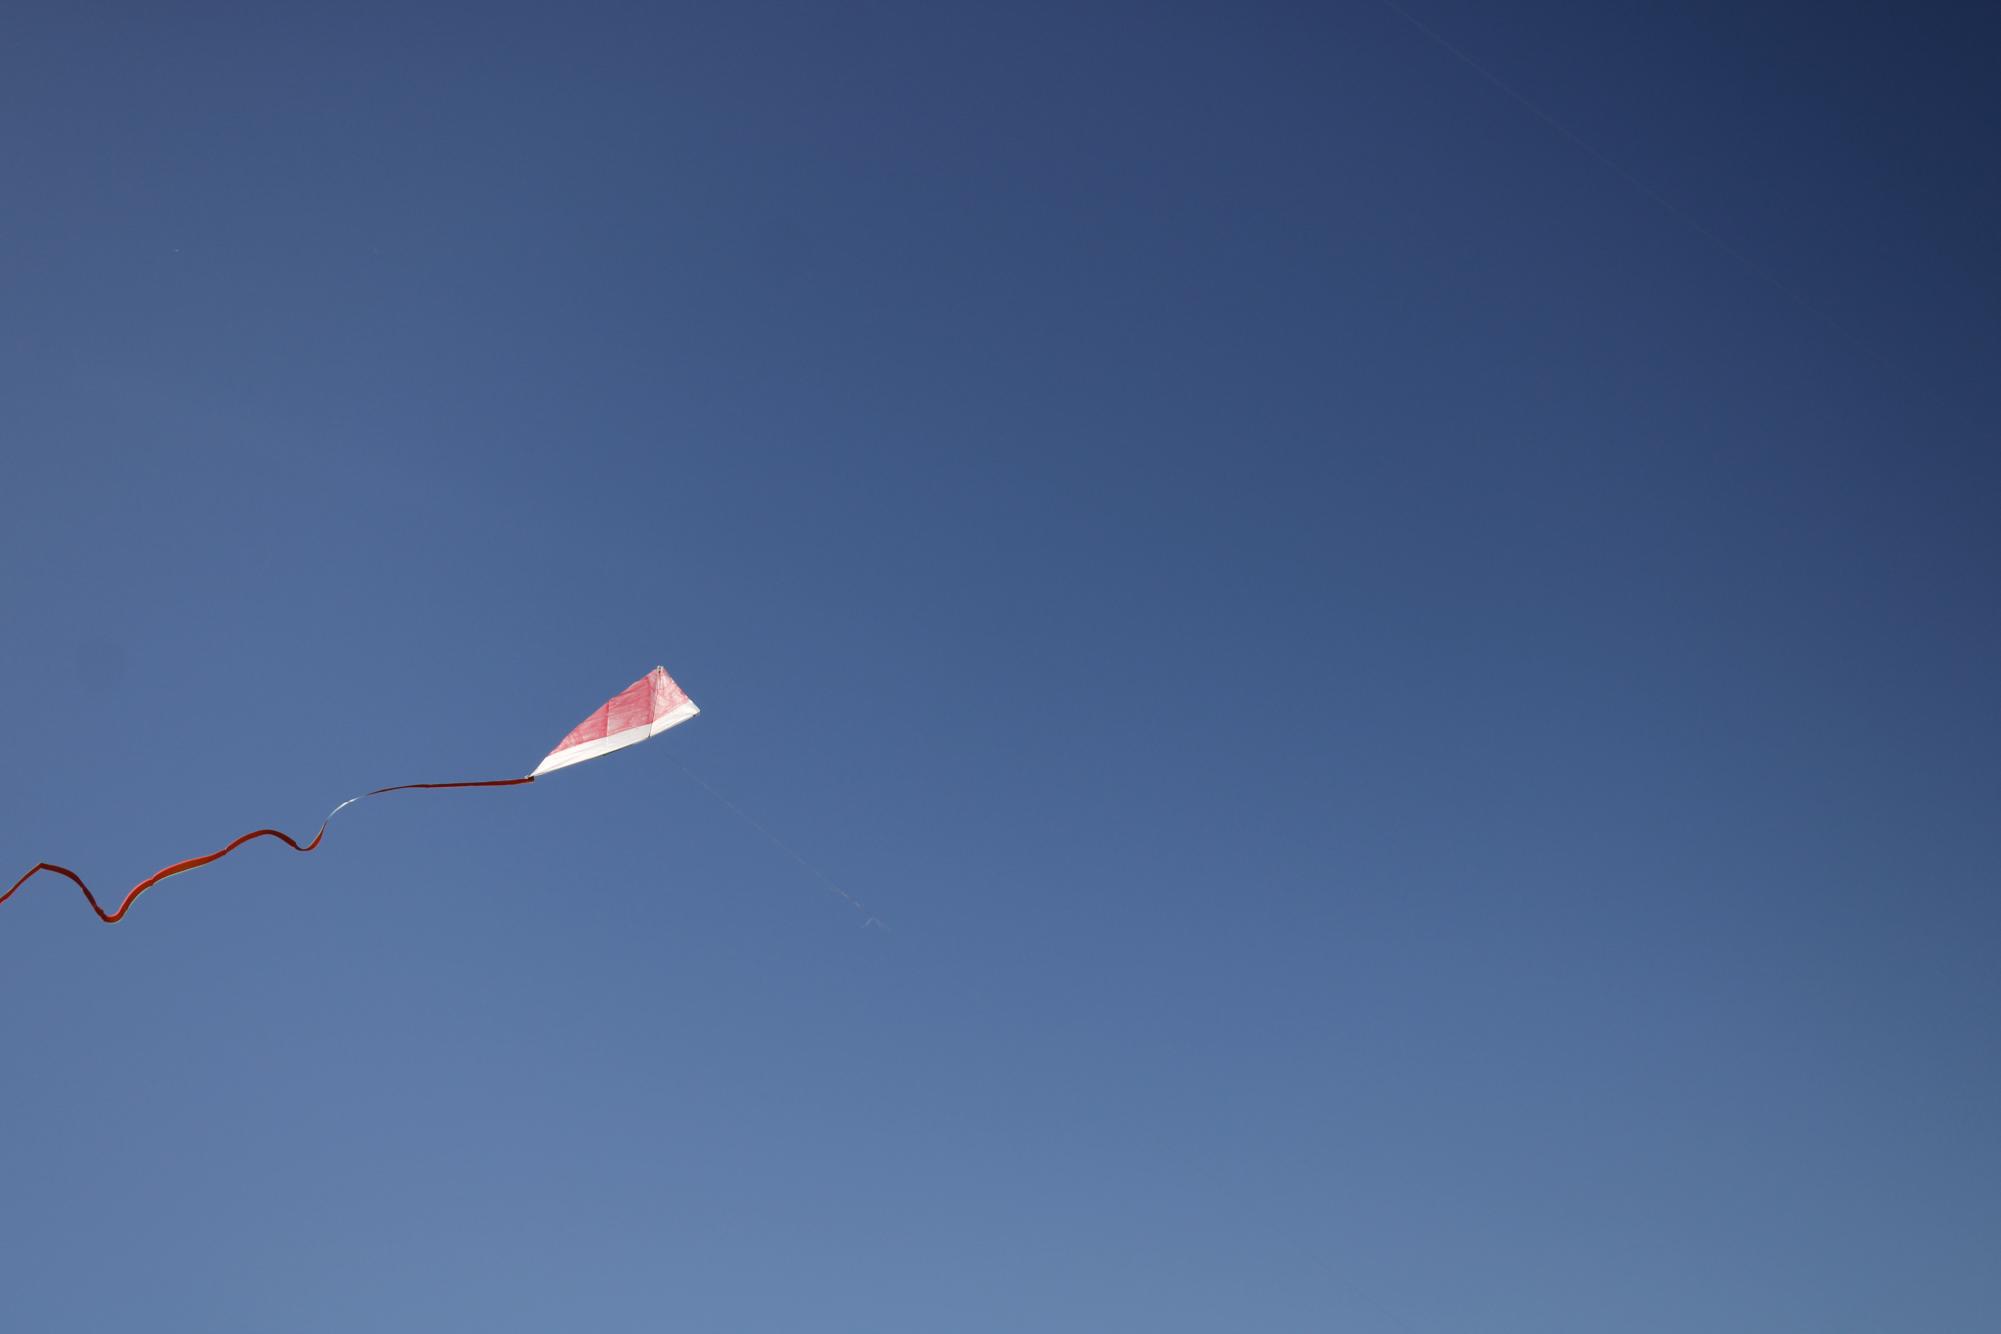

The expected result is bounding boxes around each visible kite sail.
[4,666,698,924]
[532,665,699,776]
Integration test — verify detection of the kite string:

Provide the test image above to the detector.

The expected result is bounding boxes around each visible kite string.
[3,777,534,924]
[666,755,883,928]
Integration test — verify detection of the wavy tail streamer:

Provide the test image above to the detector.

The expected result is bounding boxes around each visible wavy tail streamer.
[3,779,536,923]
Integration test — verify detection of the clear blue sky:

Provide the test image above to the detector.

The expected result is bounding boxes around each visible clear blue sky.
[4,3,1997,1329]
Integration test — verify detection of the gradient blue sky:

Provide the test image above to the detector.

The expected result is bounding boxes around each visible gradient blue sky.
[4,3,1998,1330]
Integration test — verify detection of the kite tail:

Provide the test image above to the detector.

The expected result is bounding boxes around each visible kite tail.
[3,777,535,924]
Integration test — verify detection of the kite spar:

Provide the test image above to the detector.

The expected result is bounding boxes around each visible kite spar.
[4,666,698,924]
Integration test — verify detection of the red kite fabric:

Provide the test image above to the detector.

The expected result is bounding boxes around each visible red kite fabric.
[4,667,699,924]
[533,667,698,776]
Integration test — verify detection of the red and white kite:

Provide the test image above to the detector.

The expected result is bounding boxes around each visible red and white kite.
[531,666,699,777]
[4,666,699,923]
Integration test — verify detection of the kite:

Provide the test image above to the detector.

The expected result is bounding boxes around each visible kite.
[4,666,698,924]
